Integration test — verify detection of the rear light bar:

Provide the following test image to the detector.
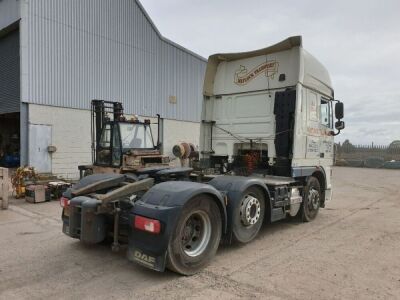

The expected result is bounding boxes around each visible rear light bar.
[60,197,70,208]
[134,215,161,234]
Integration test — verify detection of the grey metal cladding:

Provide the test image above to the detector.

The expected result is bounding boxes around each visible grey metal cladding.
[0,0,20,31]
[0,29,20,114]
[23,0,206,122]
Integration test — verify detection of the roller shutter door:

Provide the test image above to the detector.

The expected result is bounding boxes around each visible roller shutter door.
[0,29,20,114]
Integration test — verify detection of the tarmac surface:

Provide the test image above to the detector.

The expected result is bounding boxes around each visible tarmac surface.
[0,167,399,299]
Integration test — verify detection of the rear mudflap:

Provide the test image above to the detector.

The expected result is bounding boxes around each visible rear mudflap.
[127,247,167,272]
[126,201,182,272]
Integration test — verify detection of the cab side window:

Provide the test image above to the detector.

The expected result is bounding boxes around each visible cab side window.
[320,98,332,128]
[308,91,318,122]
[112,125,122,166]
[99,124,111,148]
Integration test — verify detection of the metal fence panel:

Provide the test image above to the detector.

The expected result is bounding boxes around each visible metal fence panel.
[335,142,400,168]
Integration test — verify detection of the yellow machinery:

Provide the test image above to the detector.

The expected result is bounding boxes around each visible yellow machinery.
[11,167,37,198]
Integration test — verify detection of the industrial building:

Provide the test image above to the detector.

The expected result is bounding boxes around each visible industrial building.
[0,0,206,178]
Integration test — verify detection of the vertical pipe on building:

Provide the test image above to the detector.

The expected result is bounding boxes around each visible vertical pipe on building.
[20,102,28,165]
[19,0,29,166]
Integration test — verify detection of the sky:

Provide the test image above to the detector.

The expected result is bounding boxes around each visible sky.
[140,0,400,145]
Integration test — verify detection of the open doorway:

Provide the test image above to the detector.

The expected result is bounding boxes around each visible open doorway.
[0,112,20,168]
[0,24,20,168]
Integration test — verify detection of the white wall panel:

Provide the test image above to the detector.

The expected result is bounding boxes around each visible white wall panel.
[28,104,92,179]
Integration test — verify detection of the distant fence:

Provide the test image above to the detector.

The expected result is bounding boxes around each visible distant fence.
[335,143,400,169]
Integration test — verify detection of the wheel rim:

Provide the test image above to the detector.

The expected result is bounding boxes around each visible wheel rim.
[181,211,212,257]
[240,194,261,226]
[308,188,320,211]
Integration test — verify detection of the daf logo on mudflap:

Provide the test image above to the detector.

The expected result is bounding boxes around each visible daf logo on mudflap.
[133,250,156,267]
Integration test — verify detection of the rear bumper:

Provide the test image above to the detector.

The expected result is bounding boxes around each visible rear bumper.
[61,197,106,243]
[61,199,180,272]
[62,219,72,236]
[62,210,81,239]
[61,208,74,237]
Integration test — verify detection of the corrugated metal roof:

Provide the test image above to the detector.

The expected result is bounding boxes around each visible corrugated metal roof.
[19,0,206,122]
[0,29,20,114]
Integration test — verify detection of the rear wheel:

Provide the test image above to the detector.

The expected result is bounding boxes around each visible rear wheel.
[232,186,265,243]
[300,176,321,222]
[167,195,222,275]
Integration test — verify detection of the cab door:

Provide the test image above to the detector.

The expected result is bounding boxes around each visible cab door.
[319,98,334,162]
[305,90,321,163]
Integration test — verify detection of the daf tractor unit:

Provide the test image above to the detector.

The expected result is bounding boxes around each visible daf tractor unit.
[61,36,345,275]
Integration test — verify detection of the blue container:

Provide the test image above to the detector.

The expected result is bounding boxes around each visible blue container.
[3,154,20,168]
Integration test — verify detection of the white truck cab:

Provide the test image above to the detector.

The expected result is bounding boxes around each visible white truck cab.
[200,36,344,204]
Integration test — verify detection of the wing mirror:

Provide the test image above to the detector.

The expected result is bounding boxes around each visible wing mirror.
[330,101,345,136]
[335,120,345,130]
[335,102,344,120]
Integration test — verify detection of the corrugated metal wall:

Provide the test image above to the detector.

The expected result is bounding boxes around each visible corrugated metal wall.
[20,0,206,122]
[0,29,20,114]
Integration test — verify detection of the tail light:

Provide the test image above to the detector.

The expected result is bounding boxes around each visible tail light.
[60,197,70,208]
[134,215,161,234]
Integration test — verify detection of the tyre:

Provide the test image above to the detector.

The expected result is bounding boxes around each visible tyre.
[300,176,321,222]
[232,186,265,243]
[166,195,222,275]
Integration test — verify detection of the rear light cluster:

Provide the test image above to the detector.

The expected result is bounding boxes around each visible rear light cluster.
[134,215,161,234]
[60,197,70,208]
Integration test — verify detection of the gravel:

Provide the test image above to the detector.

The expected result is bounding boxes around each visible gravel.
[0,167,399,300]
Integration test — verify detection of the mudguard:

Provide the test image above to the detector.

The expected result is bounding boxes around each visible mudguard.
[208,176,272,243]
[127,181,226,272]
[74,173,125,189]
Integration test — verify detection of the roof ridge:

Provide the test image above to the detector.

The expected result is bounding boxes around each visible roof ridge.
[135,0,207,62]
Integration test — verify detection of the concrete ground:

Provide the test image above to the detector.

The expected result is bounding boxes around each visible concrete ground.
[0,167,399,299]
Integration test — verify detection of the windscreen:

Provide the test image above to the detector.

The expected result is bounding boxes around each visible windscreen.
[119,123,154,150]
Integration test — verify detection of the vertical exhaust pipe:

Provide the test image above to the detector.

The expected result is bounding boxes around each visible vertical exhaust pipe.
[156,114,164,154]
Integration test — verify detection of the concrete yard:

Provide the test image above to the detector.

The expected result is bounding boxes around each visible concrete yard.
[0,167,399,299]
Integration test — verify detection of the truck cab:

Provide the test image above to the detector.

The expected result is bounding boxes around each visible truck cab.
[200,35,344,205]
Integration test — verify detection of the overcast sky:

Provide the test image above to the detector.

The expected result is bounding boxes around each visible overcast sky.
[141,0,400,145]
